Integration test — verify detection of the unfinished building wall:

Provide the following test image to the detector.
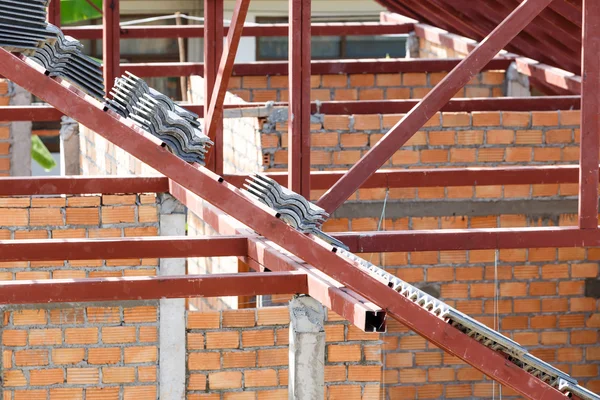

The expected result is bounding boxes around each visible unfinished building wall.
[0,194,160,399]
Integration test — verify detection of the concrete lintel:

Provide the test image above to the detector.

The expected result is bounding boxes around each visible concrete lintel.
[159,195,187,400]
[289,295,326,400]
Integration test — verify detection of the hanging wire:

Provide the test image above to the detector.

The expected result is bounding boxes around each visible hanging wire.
[369,188,389,265]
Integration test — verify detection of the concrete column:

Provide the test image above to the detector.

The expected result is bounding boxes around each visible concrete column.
[506,62,531,97]
[406,31,420,58]
[158,194,187,400]
[9,83,32,176]
[288,295,326,400]
[59,116,81,175]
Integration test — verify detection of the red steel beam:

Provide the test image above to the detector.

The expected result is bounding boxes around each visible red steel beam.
[0,96,580,122]
[115,57,513,78]
[288,0,311,197]
[0,236,247,262]
[102,0,120,92]
[0,176,169,196]
[223,165,585,190]
[578,0,600,229]
[48,0,61,27]
[61,22,414,40]
[171,185,386,332]
[0,272,308,304]
[0,50,568,399]
[515,58,581,94]
[203,0,224,173]
[204,0,251,174]
[334,226,600,253]
[316,0,555,214]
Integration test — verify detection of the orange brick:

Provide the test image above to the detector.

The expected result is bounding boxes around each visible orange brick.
[50,308,84,324]
[572,263,598,277]
[206,331,239,349]
[428,130,455,145]
[541,331,568,345]
[102,206,135,224]
[333,150,361,165]
[101,327,135,344]
[421,149,448,163]
[502,112,530,127]
[546,129,572,143]
[257,307,289,325]
[222,310,255,328]
[311,133,338,147]
[15,349,48,366]
[86,307,120,324]
[124,306,156,323]
[359,88,384,100]
[457,367,484,381]
[138,205,158,223]
[328,385,361,398]
[29,328,61,346]
[572,330,597,344]
[506,147,532,162]
[3,330,27,346]
[13,310,46,326]
[102,367,135,383]
[477,148,504,162]
[347,365,381,382]
[402,72,427,86]
[12,390,47,400]
[399,368,426,383]
[67,368,99,384]
[427,267,454,281]
[541,263,569,278]
[530,315,556,330]
[515,130,543,144]
[340,133,368,147]
[353,115,380,130]
[257,348,287,367]
[327,344,361,363]
[542,298,568,312]
[472,112,500,126]
[376,73,401,86]
[188,352,220,370]
[52,348,85,365]
[559,314,585,328]
[242,329,274,347]
[222,350,256,369]
[88,347,121,365]
[243,76,268,89]
[349,74,375,87]
[534,148,561,162]
[4,370,26,387]
[456,130,484,145]
[124,226,157,237]
[470,283,494,297]
[189,373,208,391]
[67,196,101,207]
[442,112,470,127]
[124,346,157,364]
[382,113,405,128]
[441,283,468,298]
[102,195,136,205]
[429,368,455,382]
[65,328,98,344]
[391,149,419,165]
[187,312,220,329]
[322,74,348,88]
[123,386,156,400]
[209,371,242,389]
[30,368,63,385]
[66,208,99,225]
[333,88,358,100]
[571,297,596,312]
[0,208,28,226]
[49,388,83,400]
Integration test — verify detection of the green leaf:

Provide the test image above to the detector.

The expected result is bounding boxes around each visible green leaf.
[60,0,103,25]
[31,135,57,171]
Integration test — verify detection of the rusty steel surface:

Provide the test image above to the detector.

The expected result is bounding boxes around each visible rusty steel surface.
[288,0,311,197]
[316,0,555,214]
[0,272,308,304]
[204,0,251,173]
[0,236,247,261]
[0,96,580,122]
[578,0,600,229]
[0,176,169,195]
[102,0,120,94]
[61,22,414,40]
[0,49,571,399]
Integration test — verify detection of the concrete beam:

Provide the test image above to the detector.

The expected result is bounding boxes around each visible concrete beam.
[158,193,187,400]
[288,295,326,400]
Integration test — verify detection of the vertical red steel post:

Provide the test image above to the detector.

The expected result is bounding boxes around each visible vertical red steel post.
[102,0,120,94]
[204,0,251,174]
[48,0,61,27]
[288,0,311,198]
[578,0,600,229]
[204,0,224,173]
[316,0,553,214]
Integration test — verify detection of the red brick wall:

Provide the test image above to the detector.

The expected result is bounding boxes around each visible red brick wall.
[186,307,382,399]
[227,71,506,103]
[0,194,160,398]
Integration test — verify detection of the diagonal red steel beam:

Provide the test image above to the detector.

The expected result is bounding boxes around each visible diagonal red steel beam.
[578,0,600,229]
[204,0,251,174]
[102,0,120,94]
[0,272,308,304]
[0,50,568,399]
[0,236,247,262]
[317,0,555,214]
[288,0,311,197]
[169,183,386,332]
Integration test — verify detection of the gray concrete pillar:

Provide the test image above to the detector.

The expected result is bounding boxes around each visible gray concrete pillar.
[59,116,81,175]
[158,194,187,400]
[9,83,32,176]
[506,62,531,97]
[288,295,326,400]
[406,31,420,58]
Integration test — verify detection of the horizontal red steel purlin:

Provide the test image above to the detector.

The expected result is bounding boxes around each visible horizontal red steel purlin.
[113,57,513,78]
[171,186,385,332]
[317,0,556,215]
[0,272,308,305]
[0,165,586,197]
[0,176,169,196]
[0,96,581,122]
[0,236,247,262]
[204,0,251,172]
[61,22,415,40]
[333,226,600,253]
[0,51,570,399]
[223,165,587,190]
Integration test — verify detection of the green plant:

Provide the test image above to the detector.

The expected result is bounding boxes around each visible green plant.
[31,135,57,171]
[60,0,103,25]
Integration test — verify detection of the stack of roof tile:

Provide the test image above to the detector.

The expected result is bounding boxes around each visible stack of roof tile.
[0,0,57,55]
